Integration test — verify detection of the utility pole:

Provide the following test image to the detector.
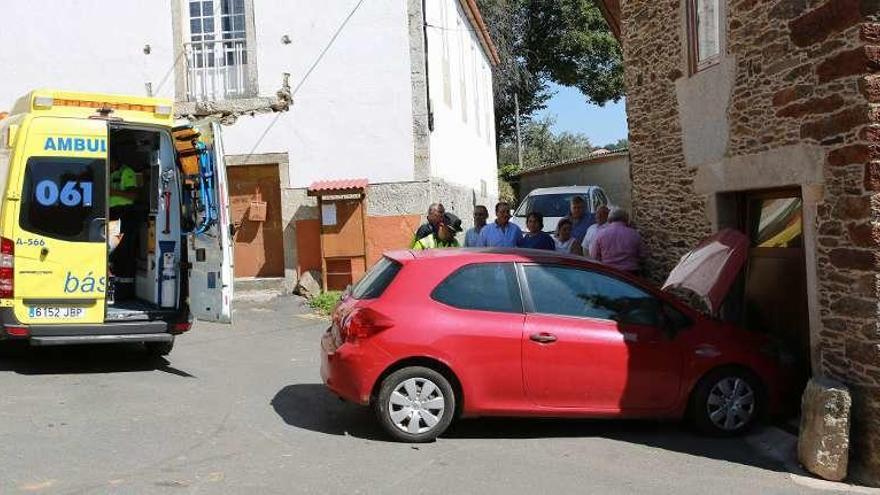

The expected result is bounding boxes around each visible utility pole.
[514,93,523,169]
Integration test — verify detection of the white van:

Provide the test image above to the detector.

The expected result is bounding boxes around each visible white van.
[511,186,611,233]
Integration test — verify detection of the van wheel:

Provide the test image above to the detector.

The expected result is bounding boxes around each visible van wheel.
[690,367,764,436]
[374,366,455,443]
[144,339,174,357]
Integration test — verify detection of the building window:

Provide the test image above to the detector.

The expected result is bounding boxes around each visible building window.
[183,0,257,101]
[687,0,723,73]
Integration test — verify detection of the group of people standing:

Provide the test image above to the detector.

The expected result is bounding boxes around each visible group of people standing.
[411,196,647,276]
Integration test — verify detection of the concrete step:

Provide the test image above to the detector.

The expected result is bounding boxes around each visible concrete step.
[234,277,289,301]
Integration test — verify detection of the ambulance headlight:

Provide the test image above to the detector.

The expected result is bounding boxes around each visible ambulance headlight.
[33,96,54,109]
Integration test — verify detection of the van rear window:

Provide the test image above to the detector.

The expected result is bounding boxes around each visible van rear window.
[351,257,401,299]
[20,157,106,242]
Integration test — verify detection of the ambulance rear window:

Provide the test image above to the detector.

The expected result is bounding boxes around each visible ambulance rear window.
[20,157,106,242]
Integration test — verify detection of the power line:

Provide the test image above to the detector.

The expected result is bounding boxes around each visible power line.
[241,0,367,159]
[292,0,367,96]
[425,22,478,35]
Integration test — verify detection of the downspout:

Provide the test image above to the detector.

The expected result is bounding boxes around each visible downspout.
[422,0,434,131]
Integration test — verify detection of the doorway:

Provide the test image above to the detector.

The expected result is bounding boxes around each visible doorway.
[227,164,284,278]
[740,188,811,390]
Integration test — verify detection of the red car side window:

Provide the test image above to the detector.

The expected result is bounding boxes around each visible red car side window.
[432,263,522,313]
[523,264,661,326]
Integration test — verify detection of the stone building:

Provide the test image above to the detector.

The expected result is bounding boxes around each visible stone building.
[596,0,880,484]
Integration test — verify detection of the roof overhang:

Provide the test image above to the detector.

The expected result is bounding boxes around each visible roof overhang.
[595,0,622,41]
[458,0,501,66]
[307,178,368,196]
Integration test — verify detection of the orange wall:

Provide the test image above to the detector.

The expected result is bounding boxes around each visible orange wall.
[365,215,422,267]
[295,214,422,278]
[295,219,322,274]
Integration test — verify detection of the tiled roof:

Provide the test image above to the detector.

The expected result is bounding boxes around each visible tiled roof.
[513,149,629,178]
[459,0,501,66]
[307,178,368,195]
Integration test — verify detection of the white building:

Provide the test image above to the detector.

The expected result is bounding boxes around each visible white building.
[0,0,499,290]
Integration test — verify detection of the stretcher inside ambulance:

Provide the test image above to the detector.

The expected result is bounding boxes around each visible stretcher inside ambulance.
[0,89,233,356]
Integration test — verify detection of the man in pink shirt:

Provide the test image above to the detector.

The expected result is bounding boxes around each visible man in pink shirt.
[592,208,647,275]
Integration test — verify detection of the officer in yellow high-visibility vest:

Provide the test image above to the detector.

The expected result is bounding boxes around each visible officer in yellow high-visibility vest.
[413,212,462,250]
[108,163,141,300]
[109,164,139,210]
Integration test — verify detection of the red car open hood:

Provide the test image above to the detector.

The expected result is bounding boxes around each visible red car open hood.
[662,228,749,315]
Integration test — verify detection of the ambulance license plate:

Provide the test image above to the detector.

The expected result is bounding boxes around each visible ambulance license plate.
[28,306,85,319]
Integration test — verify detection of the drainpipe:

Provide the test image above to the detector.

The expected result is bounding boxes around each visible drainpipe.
[422,0,434,131]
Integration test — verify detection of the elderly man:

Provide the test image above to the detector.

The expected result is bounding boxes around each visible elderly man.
[477,201,522,247]
[464,205,488,247]
[564,196,595,244]
[582,205,610,259]
[592,208,647,275]
[412,203,445,248]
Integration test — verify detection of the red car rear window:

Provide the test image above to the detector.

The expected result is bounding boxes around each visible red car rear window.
[351,257,401,299]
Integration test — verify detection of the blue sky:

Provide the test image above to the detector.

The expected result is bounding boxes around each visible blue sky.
[536,83,629,148]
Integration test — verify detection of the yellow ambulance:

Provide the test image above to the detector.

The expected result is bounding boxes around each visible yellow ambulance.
[0,89,233,356]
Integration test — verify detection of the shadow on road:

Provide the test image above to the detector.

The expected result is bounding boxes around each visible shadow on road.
[272,382,790,474]
[0,341,195,377]
[271,384,386,440]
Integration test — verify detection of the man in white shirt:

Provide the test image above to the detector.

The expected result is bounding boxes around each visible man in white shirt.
[582,205,610,259]
[464,205,489,247]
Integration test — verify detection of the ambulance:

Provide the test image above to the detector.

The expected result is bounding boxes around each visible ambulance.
[0,89,233,356]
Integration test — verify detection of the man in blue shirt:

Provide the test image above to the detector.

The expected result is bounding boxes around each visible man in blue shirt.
[477,201,522,247]
[565,195,595,244]
[464,205,488,247]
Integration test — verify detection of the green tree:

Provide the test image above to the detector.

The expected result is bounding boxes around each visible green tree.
[478,0,624,147]
[601,138,629,151]
[498,116,593,170]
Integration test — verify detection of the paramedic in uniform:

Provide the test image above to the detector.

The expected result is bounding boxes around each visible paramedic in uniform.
[108,161,141,299]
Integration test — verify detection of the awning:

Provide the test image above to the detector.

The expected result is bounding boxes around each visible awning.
[307,179,368,196]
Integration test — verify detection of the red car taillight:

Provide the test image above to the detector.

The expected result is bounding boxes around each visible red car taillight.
[0,237,14,299]
[340,307,393,343]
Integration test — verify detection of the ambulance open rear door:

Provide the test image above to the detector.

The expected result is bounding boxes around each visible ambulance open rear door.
[187,121,233,323]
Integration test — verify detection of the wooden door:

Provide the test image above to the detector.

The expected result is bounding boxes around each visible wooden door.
[227,164,284,278]
[320,198,366,290]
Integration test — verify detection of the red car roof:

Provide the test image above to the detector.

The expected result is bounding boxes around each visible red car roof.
[385,248,599,265]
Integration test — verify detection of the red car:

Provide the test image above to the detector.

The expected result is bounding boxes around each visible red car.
[321,244,788,443]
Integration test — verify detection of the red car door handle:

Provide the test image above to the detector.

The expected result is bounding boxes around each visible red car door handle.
[529,332,557,344]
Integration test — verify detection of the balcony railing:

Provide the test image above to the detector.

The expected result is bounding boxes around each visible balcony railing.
[183,38,257,102]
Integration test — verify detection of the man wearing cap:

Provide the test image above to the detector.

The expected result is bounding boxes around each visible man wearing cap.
[411,203,445,248]
[413,212,462,249]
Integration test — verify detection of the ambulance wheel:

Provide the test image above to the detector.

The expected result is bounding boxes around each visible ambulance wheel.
[144,339,174,357]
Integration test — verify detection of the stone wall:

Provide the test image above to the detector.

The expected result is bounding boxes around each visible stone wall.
[620,0,880,483]
[621,0,712,279]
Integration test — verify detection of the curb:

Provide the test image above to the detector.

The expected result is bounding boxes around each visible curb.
[746,424,880,493]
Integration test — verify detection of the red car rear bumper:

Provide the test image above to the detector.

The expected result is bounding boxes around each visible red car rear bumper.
[320,330,383,406]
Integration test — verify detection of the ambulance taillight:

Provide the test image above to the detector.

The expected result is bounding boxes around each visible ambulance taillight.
[0,238,14,298]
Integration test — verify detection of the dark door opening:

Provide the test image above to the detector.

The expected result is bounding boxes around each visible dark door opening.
[738,188,811,399]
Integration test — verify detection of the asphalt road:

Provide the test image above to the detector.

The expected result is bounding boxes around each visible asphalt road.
[0,296,862,494]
